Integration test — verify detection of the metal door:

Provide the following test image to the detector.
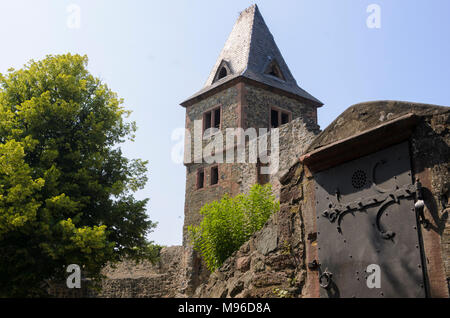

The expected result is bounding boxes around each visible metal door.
[314,142,426,298]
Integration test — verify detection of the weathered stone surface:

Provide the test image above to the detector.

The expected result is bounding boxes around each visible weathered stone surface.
[255,226,278,255]
[195,189,307,298]
[94,246,207,298]
[229,280,244,297]
[236,257,251,272]
[307,100,448,152]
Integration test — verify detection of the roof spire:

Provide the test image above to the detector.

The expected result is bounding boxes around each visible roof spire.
[182,4,322,106]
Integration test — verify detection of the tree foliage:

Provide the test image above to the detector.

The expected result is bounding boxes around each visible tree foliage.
[188,184,279,272]
[0,54,156,297]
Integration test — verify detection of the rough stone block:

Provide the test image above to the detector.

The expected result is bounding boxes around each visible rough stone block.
[255,226,278,255]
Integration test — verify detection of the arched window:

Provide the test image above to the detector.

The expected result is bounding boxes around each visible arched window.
[213,60,232,83]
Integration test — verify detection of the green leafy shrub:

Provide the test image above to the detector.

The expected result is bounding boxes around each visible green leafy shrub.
[188,184,280,272]
[0,54,156,296]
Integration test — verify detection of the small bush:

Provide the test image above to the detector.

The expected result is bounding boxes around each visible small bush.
[188,184,280,272]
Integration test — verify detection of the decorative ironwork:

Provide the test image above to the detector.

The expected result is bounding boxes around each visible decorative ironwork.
[372,159,394,193]
[314,142,426,298]
[321,183,416,238]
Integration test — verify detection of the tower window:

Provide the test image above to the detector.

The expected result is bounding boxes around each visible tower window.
[214,108,221,129]
[203,106,221,132]
[213,60,232,83]
[265,60,285,81]
[204,112,212,131]
[197,168,205,189]
[281,112,290,125]
[270,107,291,128]
[268,65,281,78]
[218,67,228,80]
[271,109,279,128]
[210,166,219,185]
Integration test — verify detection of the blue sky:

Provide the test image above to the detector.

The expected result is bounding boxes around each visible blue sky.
[0,0,449,246]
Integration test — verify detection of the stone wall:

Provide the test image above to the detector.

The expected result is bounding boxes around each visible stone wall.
[49,246,203,298]
[97,246,192,298]
[244,84,317,130]
[410,109,450,297]
[183,116,319,246]
[264,116,319,199]
[182,81,319,245]
[183,74,317,142]
[183,84,239,245]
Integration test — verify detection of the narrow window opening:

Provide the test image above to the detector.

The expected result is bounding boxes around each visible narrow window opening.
[211,166,219,185]
[271,109,279,128]
[204,112,212,131]
[281,112,290,125]
[203,107,221,133]
[271,108,291,128]
[214,108,221,129]
[197,169,205,189]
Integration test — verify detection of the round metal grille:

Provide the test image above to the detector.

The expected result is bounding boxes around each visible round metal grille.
[351,169,367,189]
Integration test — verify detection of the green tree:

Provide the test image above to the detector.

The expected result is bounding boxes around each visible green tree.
[188,184,279,272]
[0,54,156,297]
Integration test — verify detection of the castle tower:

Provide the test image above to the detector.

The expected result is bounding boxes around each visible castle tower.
[180,4,322,245]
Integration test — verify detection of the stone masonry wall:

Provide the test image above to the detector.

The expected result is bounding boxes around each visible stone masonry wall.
[183,82,319,245]
[410,110,450,297]
[244,84,318,130]
[183,85,239,245]
[183,116,319,246]
[97,246,191,298]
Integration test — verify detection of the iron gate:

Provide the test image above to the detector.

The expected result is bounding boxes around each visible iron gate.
[314,142,427,298]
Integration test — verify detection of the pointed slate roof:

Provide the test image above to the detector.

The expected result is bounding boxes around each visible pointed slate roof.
[181,4,322,107]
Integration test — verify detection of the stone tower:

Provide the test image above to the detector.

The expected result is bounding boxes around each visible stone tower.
[180,4,322,245]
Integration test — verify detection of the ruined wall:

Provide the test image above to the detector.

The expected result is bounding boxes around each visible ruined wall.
[410,110,450,297]
[195,162,311,298]
[49,246,203,298]
[265,116,319,198]
[236,116,319,197]
[97,246,193,298]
